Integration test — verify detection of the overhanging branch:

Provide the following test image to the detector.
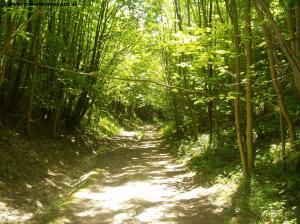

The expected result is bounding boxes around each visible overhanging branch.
[19,57,200,94]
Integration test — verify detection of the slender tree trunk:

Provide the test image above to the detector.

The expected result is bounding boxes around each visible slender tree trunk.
[216,0,224,23]
[214,100,221,142]
[245,0,254,175]
[208,64,213,145]
[26,11,42,135]
[287,2,296,52]
[295,1,300,54]
[226,0,248,176]
[52,85,65,138]
[280,111,286,161]
[253,0,300,93]
[194,0,202,27]
[184,3,199,139]
[201,0,208,27]
[259,9,297,149]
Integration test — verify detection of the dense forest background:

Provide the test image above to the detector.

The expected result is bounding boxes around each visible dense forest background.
[0,0,300,223]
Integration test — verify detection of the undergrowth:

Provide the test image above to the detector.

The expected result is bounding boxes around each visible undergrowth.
[0,112,124,222]
[84,111,123,138]
[161,122,300,224]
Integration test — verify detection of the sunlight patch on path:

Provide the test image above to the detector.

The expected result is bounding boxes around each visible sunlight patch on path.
[68,171,232,223]
[118,131,136,138]
[54,127,236,224]
[0,201,33,223]
[74,181,176,212]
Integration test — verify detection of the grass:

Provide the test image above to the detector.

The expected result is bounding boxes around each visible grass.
[165,126,300,224]
[85,111,123,138]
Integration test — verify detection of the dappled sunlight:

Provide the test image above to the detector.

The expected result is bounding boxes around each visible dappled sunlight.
[77,169,103,184]
[173,187,207,200]
[131,142,160,149]
[136,205,177,222]
[54,128,234,223]
[119,131,137,138]
[0,201,33,223]
[65,172,231,223]
[74,181,174,209]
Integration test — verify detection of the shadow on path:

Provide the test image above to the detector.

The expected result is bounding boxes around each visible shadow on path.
[53,126,232,224]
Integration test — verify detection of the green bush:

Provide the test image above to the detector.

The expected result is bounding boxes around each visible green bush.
[99,116,122,136]
[87,112,123,138]
[159,121,176,138]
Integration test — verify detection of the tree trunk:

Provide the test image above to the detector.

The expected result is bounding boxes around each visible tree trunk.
[253,0,300,93]
[259,8,297,149]
[52,85,65,138]
[280,111,286,161]
[245,0,255,175]
[226,0,248,176]
[208,64,213,145]
[26,11,42,135]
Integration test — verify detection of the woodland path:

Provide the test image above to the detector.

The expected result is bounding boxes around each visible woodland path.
[52,126,231,224]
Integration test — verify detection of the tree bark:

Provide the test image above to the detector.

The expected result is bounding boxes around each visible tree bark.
[253,0,300,93]
[26,10,42,135]
[259,8,297,149]
[245,0,255,174]
[226,0,248,176]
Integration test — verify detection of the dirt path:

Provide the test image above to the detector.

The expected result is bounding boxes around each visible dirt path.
[52,126,232,224]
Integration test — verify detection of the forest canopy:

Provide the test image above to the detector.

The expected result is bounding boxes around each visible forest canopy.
[1,0,300,175]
